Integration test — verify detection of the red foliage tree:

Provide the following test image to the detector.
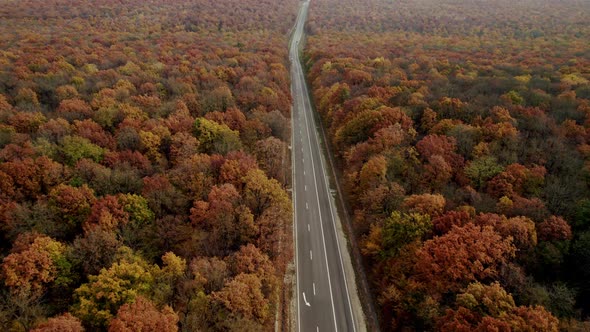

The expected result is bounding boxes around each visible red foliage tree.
[83,195,128,233]
[438,282,558,332]
[2,233,65,297]
[416,134,464,170]
[537,216,572,242]
[190,184,256,254]
[57,98,93,121]
[414,224,516,297]
[73,119,116,149]
[48,184,96,227]
[31,313,84,332]
[432,211,472,235]
[108,296,179,332]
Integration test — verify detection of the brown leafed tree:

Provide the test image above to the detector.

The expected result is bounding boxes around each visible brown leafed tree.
[537,216,572,242]
[2,233,65,297]
[211,273,270,324]
[414,224,516,297]
[401,193,446,217]
[31,313,84,332]
[108,296,179,332]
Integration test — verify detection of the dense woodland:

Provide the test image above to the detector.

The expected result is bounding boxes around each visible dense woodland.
[0,0,298,330]
[305,0,590,330]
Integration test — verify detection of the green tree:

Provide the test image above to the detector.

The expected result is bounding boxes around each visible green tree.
[366,212,432,259]
[151,252,187,306]
[119,194,155,226]
[465,156,504,189]
[194,118,241,155]
[61,136,105,166]
[71,248,154,329]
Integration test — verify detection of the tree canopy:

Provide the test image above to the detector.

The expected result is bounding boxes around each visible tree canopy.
[0,0,297,330]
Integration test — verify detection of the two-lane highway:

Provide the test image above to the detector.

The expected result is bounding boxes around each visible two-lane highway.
[290,1,363,331]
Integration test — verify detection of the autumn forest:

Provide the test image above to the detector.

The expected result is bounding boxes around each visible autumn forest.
[0,0,298,330]
[0,0,589,331]
[305,0,590,330]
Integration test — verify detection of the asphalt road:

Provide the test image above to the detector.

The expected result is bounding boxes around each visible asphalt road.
[290,2,359,331]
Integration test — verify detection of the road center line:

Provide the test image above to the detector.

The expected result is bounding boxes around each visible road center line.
[310,250,313,260]
[313,282,316,295]
[308,224,310,232]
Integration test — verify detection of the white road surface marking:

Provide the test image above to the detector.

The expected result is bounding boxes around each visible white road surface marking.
[303,292,311,307]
